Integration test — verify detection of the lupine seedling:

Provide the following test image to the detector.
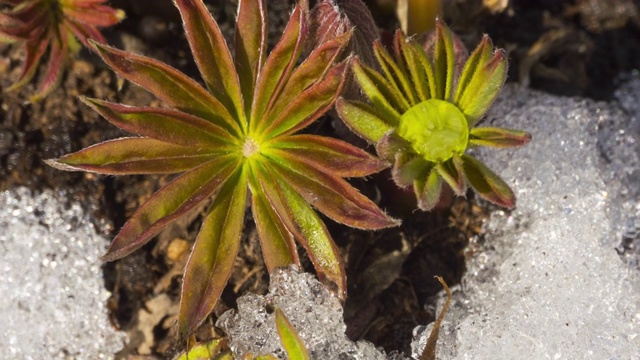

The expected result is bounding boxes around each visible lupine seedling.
[337,20,531,211]
[175,307,308,360]
[46,0,398,337]
[0,0,124,102]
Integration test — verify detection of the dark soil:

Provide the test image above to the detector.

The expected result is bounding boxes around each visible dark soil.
[1,0,638,358]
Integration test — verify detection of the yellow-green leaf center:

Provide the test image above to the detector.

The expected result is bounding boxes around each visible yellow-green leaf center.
[242,137,260,158]
[397,99,468,163]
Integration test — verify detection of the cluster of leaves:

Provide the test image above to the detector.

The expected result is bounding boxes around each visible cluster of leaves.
[176,307,309,360]
[337,20,531,211]
[41,0,531,348]
[0,0,123,101]
[46,0,398,337]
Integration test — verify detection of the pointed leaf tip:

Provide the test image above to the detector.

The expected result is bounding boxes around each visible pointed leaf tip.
[462,154,515,209]
[470,127,532,148]
[275,307,310,360]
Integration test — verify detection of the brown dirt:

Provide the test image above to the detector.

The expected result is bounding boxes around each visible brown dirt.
[1,0,639,358]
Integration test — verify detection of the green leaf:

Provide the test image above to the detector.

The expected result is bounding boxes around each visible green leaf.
[81,98,236,149]
[90,41,241,136]
[275,308,310,360]
[351,58,405,124]
[436,156,466,196]
[470,127,532,148]
[274,176,346,298]
[432,20,455,101]
[102,156,239,261]
[174,338,228,360]
[267,134,388,177]
[178,166,248,337]
[414,167,444,211]
[235,0,267,112]
[263,59,349,139]
[373,39,417,106]
[266,152,399,230]
[454,44,507,127]
[175,0,245,123]
[462,154,515,208]
[407,38,437,100]
[251,2,305,133]
[335,98,393,144]
[45,137,217,175]
[249,163,299,272]
[392,154,432,188]
[253,355,278,360]
[397,31,430,101]
[453,35,492,105]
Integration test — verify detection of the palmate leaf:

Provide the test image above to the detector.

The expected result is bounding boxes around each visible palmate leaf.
[0,0,122,100]
[47,0,398,338]
[338,19,530,211]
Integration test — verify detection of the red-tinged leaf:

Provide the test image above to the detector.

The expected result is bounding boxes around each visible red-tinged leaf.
[398,31,430,101]
[81,97,235,149]
[373,39,417,106]
[455,49,508,127]
[275,308,310,360]
[263,59,349,139]
[29,34,67,102]
[179,167,248,336]
[272,175,346,299]
[235,0,266,112]
[65,19,105,46]
[63,6,122,27]
[435,156,466,196]
[45,137,218,175]
[392,153,432,188]
[470,127,532,148]
[251,161,345,296]
[432,19,455,101]
[90,41,241,136]
[264,31,351,128]
[0,11,23,29]
[335,98,392,144]
[462,154,515,208]
[308,0,379,68]
[175,0,244,123]
[6,40,46,92]
[352,58,404,124]
[267,153,399,230]
[250,3,306,133]
[102,156,239,261]
[375,131,412,162]
[414,167,443,211]
[267,134,387,177]
[248,165,299,273]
